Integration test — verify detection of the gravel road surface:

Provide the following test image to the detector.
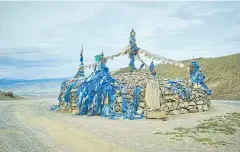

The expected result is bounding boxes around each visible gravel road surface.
[0,99,239,152]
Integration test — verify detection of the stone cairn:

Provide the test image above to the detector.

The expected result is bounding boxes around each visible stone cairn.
[113,70,211,119]
[57,70,211,119]
[58,80,81,114]
[57,45,85,114]
[55,29,211,119]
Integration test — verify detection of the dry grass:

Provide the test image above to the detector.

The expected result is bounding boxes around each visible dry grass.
[0,94,25,100]
[114,53,240,100]
[154,112,240,146]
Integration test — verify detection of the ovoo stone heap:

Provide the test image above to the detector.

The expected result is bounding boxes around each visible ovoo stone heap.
[51,29,212,120]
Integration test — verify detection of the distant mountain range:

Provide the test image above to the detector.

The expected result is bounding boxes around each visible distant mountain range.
[0,77,71,96]
[0,77,71,85]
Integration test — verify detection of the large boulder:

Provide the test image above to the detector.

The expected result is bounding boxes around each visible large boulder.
[145,80,162,109]
[145,111,166,119]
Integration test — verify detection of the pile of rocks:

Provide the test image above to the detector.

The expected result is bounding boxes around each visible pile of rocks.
[113,71,211,118]
[57,70,211,119]
[113,71,152,112]
[58,80,82,114]
[158,80,211,115]
[69,82,81,114]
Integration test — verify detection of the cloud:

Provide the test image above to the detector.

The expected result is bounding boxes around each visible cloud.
[0,55,58,68]
[0,1,239,79]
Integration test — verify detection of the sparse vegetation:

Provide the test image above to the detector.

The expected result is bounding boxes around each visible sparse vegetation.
[154,112,240,146]
[0,91,25,100]
[114,53,240,100]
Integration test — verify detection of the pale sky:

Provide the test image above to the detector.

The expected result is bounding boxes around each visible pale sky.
[0,1,239,79]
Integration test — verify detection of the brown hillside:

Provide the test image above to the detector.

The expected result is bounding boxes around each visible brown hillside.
[114,53,240,100]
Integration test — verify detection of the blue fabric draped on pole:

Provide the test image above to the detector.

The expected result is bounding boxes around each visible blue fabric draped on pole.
[167,61,211,99]
[109,86,144,120]
[129,29,138,72]
[149,61,156,76]
[80,51,83,65]
[74,67,85,78]
[64,81,77,102]
[190,61,212,95]
[58,79,68,102]
[129,51,136,72]
[167,80,191,100]
[76,65,116,116]
[50,105,60,111]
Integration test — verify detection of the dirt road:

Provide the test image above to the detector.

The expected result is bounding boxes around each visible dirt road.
[0,99,239,152]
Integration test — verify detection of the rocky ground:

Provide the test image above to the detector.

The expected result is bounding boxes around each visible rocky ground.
[0,99,239,152]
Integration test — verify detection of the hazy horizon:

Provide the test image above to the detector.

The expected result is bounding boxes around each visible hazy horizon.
[1,1,239,79]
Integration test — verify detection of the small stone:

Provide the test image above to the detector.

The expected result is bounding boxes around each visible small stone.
[180,108,188,114]
[116,97,122,103]
[115,106,120,112]
[164,91,173,95]
[140,102,145,108]
[71,102,77,107]
[207,102,211,108]
[178,103,185,108]
[172,102,178,110]
[197,105,203,112]
[189,102,196,106]
[116,90,121,96]
[189,108,198,113]
[127,99,131,103]
[171,110,180,115]
[196,93,203,97]
[169,106,174,111]
[64,102,68,107]
[165,96,177,101]
[184,102,188,108]
[188,105,196,109]
[166,102,172,107]
[137,106,143,110]
[145,111,166,119]
[126,95,133,100]
[137,110,144,115]
[160,104,169,112]
[71,109,78,114]
[127,89,132,94]
[140,96,145,102]
[179,99,184,103]
[196,100,204,105]
[203,105,209,111]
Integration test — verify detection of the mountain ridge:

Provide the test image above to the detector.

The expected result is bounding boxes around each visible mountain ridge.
[0,77,72,86]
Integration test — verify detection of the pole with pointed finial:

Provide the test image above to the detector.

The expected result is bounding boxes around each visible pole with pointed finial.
[74,44,85,79]
[150,61,156,76]
[129,28,138,72]
[80,44,84,66]
[101,50,104,57]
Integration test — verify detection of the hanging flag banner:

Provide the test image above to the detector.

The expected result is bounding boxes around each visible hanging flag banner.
[138,49,184,68]
[79,45,184,70]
